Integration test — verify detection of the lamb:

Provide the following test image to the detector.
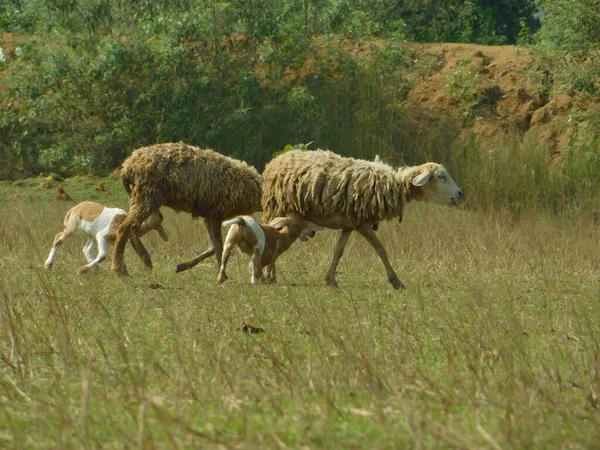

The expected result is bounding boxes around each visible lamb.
[261,149,463,289]
[217,212,323,284]
[111,143,262,275]
[45,201,168,274]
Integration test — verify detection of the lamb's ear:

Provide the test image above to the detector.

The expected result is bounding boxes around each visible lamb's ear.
[412,170,432,187]
[269,217,290,230]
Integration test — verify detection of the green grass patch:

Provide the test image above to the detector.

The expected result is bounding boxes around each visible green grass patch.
[0,179,599,448]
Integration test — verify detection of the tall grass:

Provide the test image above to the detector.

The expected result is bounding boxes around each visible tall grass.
[0,184,599,448]
[369,119,600,217]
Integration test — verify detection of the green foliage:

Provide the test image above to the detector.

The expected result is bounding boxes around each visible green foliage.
[273,141,313,158]
[1,15,419,177]
[534,0,600,96]
[3,0,600,216]
[531,0,600,161]
[446,58,481,103]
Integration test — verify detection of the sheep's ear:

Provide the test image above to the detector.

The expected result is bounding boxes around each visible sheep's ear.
[269,217,289,230]
[412,170,432,186]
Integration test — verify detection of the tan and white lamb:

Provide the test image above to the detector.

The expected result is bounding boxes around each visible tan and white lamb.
[217,212,323,284]
[45,201,168,274]
[261,149,463,289]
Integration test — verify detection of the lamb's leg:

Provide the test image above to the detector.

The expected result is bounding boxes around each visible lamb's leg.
[79,233,109,274]
[250,247,264,285]
[265,261,277,284]
[83,239,95,263]
[176,217,221,273]
[45,216,78,269]
[326,229,352,288]
[45,233,64,269]
[357,225,404,290]
[217,243,233,283]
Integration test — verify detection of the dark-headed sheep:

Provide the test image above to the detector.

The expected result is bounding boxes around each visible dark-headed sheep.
[111,143,262,275]
[261,149,463,289]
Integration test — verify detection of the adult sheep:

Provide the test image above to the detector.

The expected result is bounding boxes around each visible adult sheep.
[111,143,262,275]
[261,149,463,289]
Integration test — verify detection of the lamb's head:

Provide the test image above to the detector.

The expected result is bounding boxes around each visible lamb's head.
[401,163,463,206]
[269,212,324,241]
[139,211,169,241]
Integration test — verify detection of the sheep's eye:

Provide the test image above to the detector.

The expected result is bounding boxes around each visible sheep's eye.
[437,173,446,180]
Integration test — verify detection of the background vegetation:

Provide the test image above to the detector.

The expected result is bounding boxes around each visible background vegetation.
[1,1,599,213]
[2,0,599,216]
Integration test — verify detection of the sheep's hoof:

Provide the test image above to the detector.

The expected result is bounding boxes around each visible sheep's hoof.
[112,265,128,276]
[217,272,228,284]
[44,263,52,270]
[390,276,405,290]
[78,266,90,275]
[326,278,339,288]
[175,263,189,273]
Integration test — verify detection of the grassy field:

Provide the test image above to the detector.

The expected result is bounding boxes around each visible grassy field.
[0,176,599,449]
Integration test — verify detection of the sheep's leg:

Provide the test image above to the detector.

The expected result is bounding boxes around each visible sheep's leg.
[129,237,153,269]
[44,217,78,269]
[83,239,95,263]
[326,229,352,288]
[176,248,216,273]
[208,218,224,267]
[357,225,405,290]
[250,247,264,285]
[79,233,109,274]
[112,223,130,275]
[217,243,233,283]
[175,217,221,273]
[112,192,154,275]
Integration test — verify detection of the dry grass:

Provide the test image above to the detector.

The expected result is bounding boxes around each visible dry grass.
[0,183,599,449]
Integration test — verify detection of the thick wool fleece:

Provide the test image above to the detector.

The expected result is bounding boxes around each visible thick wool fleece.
[262,149,415,228]
[121,142,262,220]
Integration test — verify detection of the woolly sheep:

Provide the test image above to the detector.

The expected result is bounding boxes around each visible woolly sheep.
[261,149,463,289]
[217,212,323,285]
[45,201,168,274]
[112,143,262,275]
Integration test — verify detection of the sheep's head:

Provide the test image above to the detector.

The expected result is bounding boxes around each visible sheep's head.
[404,163,463,206]
[139,211,169,241]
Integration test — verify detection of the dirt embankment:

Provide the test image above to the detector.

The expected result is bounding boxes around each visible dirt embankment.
[403,43,577,155]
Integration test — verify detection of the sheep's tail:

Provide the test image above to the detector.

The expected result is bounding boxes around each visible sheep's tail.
[222,216,266,256]
[222,217,245,228]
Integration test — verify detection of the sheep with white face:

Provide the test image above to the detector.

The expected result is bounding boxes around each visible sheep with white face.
[261,150,463,289]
